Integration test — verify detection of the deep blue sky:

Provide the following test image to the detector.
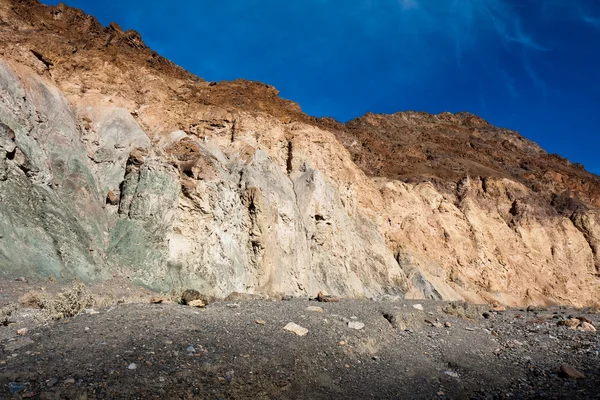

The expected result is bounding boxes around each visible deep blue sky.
[46,0,600,174]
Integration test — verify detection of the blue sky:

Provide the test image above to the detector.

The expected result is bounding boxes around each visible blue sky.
[46,0,600,174]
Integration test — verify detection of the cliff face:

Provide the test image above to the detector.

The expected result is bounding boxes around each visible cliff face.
[0,0,598,306]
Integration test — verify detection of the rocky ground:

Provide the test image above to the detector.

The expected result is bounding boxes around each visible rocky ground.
[0,279,598,399]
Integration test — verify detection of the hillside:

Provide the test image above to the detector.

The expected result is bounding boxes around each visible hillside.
[0,0,599,306]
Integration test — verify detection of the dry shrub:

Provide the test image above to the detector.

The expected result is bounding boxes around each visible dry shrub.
[0,303,17,326]
[19,291,45,309]
[38,280,96,320]
[442,301,487,320]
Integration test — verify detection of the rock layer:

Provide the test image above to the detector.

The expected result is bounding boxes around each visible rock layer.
[0,0,598,306]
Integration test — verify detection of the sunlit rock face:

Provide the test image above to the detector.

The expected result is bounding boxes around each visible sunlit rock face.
[0,0,599,306]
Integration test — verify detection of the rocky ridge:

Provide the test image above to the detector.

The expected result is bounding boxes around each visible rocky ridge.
[0,0,599,306]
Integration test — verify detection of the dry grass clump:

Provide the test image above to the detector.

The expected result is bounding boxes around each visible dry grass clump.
[19,280,96,320]
[0,303,17,326]
[442,301,487,320]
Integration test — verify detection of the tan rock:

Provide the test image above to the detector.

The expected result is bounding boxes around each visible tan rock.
[577,322,596,332]
[317,291,340,303]
[255,319,266,325]
[283,322,308,336]
[16,328,28,336]
[306,306,324,312]
[188,299,205,308]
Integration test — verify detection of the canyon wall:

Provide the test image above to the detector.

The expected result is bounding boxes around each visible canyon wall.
[0,0,598,306]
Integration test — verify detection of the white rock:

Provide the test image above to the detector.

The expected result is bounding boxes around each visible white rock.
[412,304,424,311]
[444,370,459,378]
[348,321,365,330]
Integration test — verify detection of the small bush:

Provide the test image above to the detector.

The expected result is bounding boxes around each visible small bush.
[41,280,95,320]
[19,291,45,309]
[442,301,487,320]
[0,303,17,326]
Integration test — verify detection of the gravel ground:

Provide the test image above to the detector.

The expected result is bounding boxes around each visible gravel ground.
[0,282,598,399]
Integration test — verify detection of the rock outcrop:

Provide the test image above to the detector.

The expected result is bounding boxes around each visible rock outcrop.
[0,0,598,306]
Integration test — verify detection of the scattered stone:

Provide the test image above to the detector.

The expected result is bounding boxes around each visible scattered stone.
[150,297,164,304]
[7,382,28,394]
[412,304,424,311]
[46,378,57,388]
[492,305,506,312]
[444,321,452,328]
[63,378,75,384]
[372,356,380,361]
[188,299,206,308]
[186,345,196,354]
[127,363,138,370]
[22,391,36,398]
[284,322,308,336]
[444,370,459,378]
[317,291,340,303]
[306,306,324,313]
[14,277,27,282]
[84,308,100,315]
[559,364,585,379]
[281,295,293,301]
[558,318,580,329]
[526,305,537,312]
[578,322,596,332]
[482,312,491,319]
[255,319,266,325]
[425,319,443,328]
[226,303,240,308]
[348,321,365,330]
[16,328,28,336]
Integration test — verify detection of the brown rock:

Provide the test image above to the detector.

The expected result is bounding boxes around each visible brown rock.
[557,318,581,329]
[255,319,265,325]
[180,289,201,305]
[149,297,164,304]
[106,190,119,205]
[317,291,340,303]
[128,148,146,166]
[16,328,28,336]
[559,364,585,379]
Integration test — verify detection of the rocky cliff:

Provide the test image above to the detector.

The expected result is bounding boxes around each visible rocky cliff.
[0,0,598,306]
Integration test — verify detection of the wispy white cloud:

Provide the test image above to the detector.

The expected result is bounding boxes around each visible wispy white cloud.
[399,0,418,10]
[583,15,600,28]
[382,0,557,101]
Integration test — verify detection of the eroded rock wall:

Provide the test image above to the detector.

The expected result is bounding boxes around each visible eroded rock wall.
[0,0,599,307]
